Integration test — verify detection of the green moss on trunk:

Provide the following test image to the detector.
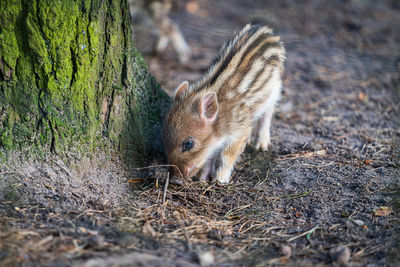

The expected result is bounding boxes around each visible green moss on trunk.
[0,0,168,162]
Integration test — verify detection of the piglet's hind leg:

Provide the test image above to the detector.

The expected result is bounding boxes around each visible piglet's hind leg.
[255,70,282,151]
[255,106,274,151]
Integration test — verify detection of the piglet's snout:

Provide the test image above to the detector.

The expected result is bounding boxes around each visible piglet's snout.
[167,166,184,185]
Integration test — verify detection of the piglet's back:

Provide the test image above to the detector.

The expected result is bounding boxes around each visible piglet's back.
[185,24,286,131]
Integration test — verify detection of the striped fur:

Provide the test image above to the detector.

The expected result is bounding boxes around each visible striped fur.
[163,24,286,184]
[191,24,284,94]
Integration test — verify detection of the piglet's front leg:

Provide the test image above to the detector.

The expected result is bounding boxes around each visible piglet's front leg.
[216,130,250,184]
[200,157,216,181]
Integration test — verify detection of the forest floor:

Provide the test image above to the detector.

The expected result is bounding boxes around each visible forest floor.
[1,0,400,266]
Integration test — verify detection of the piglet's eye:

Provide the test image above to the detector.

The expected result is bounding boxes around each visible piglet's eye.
[182,140,194,152]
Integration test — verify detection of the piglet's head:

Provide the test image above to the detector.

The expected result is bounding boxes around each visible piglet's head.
[162,81,219,182]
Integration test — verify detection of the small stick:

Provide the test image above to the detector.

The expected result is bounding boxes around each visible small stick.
[288,225,319,242]
[173,211,192,251]
[163,173,170,204]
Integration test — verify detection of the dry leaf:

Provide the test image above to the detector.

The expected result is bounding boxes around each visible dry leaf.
[323,116,340,122]
[350,218,364,226]
[363,159,372,165]
[358,92,368,102]
[303,149,327,157]
[374,206,392,217]
[186,1,199,14]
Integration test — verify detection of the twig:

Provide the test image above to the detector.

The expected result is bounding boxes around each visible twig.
[241,221,267,234]
[224,204,252,219]
[202,184,215,196]
[254,170,270,188]
[306,95,336,109]
[276,149,328,161]
[288,225,319,242]
[173,211,192,251]
[163,173,170,204]
[36,235,53,247]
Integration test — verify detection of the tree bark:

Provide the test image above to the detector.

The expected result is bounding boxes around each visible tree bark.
[0,0,167,163]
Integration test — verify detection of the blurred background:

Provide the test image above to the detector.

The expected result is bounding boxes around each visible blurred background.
[130,0,400,97]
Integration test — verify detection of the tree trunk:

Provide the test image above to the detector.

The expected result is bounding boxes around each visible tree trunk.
[0,0,167,163]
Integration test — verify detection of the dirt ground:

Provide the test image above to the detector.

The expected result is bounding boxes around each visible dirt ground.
[1,0,399,266]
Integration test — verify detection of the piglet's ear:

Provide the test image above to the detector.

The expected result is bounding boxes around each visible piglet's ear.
[174,81,189,101]
[199,92,219,125]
